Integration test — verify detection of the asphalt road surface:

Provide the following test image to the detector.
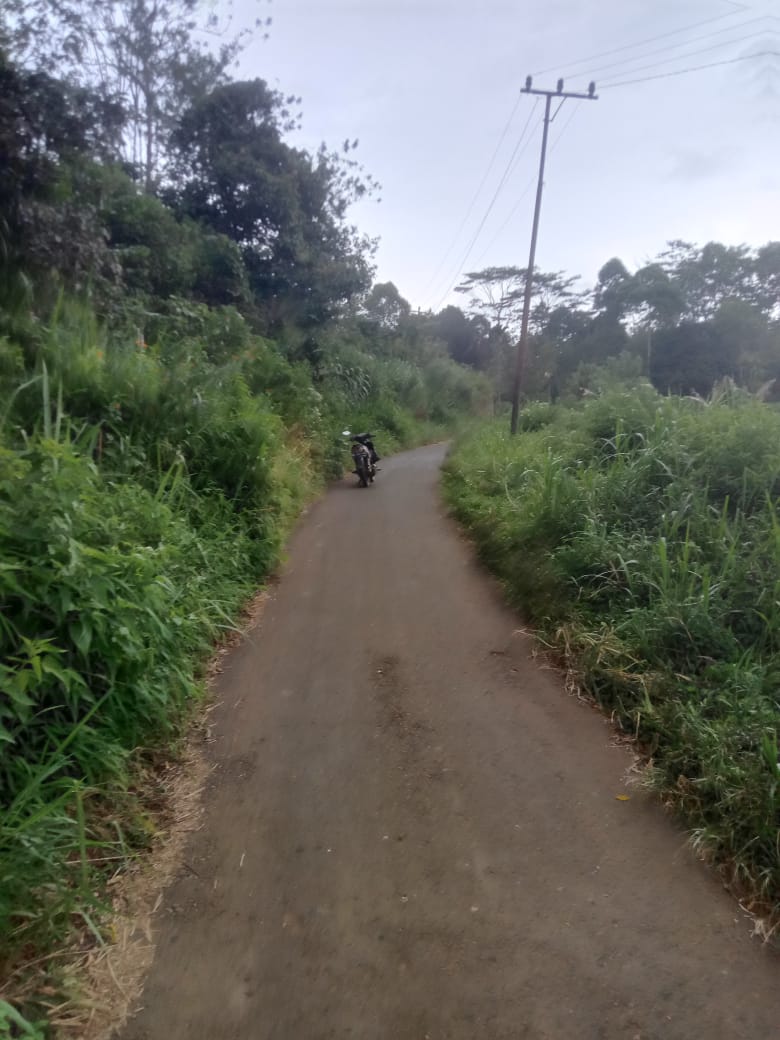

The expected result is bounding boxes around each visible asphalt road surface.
[121,444,779,1040]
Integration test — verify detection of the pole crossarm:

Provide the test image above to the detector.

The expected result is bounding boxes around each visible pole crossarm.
[521,86,599,100]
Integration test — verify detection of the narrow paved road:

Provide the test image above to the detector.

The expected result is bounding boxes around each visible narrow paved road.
[122,445,779,1040]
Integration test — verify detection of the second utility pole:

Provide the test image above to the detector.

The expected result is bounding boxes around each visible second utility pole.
[509,78,598,435]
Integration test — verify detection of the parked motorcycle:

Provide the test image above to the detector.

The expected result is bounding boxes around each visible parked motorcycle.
[343,430,376,487]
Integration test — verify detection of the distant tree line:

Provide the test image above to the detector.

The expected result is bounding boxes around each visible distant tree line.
[422,241,780,400]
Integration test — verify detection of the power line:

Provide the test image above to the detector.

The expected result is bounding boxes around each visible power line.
[431,102,539,309]
[473,101,582,268]
[530,6,750,77]
[600,49,778,89]
[549,98,567,122]
[571,16,764,81]
[503,118,543,183]
[550,102,581,149]
[429,99,540,311]
[596,29,774,86]
[471,174,536,270]
[472,128,546,267]
[420,90,525,299]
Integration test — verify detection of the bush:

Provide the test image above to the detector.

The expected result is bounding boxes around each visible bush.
[0,307,302,969]
[0,432,263,955]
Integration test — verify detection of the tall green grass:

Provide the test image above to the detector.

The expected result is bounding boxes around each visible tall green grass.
[0,306,311,1026]
[444,385,780,914]
[0,423,265,956]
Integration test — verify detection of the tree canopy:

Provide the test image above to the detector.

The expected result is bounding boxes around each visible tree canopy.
[441,241,780,402]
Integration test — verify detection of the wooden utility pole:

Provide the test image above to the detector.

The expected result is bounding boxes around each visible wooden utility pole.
[509,78,599,434]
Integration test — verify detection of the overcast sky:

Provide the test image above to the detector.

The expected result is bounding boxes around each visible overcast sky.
[236,0,779,310]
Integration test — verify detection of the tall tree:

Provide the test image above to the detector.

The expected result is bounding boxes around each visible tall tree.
[430,306,493,370]
[658,240,762,322]
[650,322,737,395]
[0,54,123,300]
[455,266,523,333]
[593,258,634,324]
[711,299,780,389]
[455,266,579,338]
[169,79,376,328]
[631,263,684,329]
[753,242,780,320]
[360,282,412,332]
[1,0,271,189]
